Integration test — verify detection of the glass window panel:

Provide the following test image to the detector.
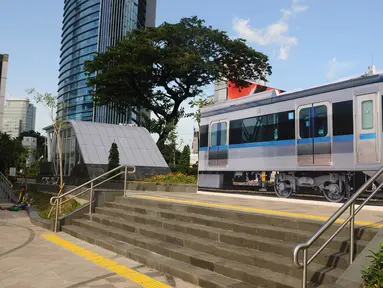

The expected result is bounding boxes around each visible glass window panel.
[220,122,227,146]
[299,108,311,139]
[210,123,218,147]
[362,100,373,130]
[314,105,328,137]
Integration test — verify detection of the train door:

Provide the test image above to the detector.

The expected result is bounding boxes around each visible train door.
[297,102,332,165]
[355,93,380,163]
[208,121,228,167]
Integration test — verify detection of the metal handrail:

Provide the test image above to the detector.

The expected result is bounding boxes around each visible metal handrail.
[0,172,13,189]
[293,166,383,287]
[0,172,13,202]
[50,165,136,232]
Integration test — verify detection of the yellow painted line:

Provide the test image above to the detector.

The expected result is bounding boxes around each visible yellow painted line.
[136,195,383,228]
[41,234,171,288]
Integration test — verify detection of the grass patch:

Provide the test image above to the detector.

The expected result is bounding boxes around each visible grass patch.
[137,172,197,184]
[28,190,81,219]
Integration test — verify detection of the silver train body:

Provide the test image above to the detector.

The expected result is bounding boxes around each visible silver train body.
[198,72,383,202]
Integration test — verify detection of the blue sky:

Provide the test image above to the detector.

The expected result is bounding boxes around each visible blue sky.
[1,0,382,146]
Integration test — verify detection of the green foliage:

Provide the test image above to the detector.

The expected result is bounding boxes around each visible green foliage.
[18,130,46,161]
[180,145,191,171]
[189,97,214,125]
[170,165,198,176]
[28,190,80,219]
[108,142,120,177]
[138,172,197,184]
[0,132,26,174]
[361,243,383,287]
[85,16,271,151]
[27,161,40,176]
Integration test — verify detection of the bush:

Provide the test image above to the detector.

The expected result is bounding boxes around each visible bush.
[170,165,198,176]
[361,243,383,287]
[138,172,197,184]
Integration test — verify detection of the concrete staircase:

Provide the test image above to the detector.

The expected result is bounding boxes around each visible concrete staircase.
[62,195,377,288]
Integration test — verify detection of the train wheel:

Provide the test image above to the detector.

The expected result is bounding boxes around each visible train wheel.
[274,180,293,198]
[322,182,345,203]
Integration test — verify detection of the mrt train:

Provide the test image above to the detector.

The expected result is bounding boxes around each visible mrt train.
[197,68,383,202]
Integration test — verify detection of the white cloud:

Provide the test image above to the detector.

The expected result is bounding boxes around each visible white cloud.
[326,57,352,80]
[232,0,308,60]
[278,46,290,60]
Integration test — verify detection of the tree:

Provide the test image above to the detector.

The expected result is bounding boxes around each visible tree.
[180,145,191,171]
[26,89,66,199]
[189,97,214,126]
[0,132,25,174]
[108,142,120,177]
[85,16,271,151]
[18,130,46,161]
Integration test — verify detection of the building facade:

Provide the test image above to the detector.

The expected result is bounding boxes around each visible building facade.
[0,54,9,130]
[57,0,156,124]
[2,98,36,138]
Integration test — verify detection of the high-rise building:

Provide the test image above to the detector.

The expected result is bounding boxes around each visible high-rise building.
[0,54,9,130]
[2,98,36,138]
[57,0,156,124]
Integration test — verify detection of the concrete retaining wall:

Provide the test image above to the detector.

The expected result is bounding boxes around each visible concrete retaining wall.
[126,181,197,193]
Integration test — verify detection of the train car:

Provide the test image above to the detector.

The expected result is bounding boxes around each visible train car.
[198,66,383,202]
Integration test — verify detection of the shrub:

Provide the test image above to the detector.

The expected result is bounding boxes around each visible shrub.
[138,172,197,184]
[170,165,198,176]
[361,243,383,287]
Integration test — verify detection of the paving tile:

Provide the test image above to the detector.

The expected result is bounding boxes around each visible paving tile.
[0,210,199,288]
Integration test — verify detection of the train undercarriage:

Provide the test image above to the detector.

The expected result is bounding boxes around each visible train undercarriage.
[229,171,374,203]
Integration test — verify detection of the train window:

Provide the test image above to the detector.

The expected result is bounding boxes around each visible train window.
[243,116,267,143]
[314,105,328,137]
[266,114,279,141]
[199,125,209,147]
[299,108,311,138]
[278,111,295,140]
[220,122,228,145]
[210,123,218,146]
[362,100,373,130]
[333,101,353,135]
[229,120,242,144]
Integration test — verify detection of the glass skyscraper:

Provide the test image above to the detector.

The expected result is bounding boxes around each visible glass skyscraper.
[58,0,156,123]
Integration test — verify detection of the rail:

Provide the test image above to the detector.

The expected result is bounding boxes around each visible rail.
[50,165,136,232]
[0,172,13,202]
[293,166,383,287]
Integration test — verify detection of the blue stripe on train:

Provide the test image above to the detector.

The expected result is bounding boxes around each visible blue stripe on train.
[360,133,376,140]
[199,134,355,151]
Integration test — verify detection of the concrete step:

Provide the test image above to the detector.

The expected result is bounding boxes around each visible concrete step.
[70,217,343,285]
[66,221,305,287]
[99,204,369,253]
[118,196,377,241]
[62,225,259,288]
[77,214,352,271]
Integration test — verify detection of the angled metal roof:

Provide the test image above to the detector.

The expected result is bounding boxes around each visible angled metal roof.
[67,120,168,168]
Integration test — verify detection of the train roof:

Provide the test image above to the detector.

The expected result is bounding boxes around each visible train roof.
[201,72,383,118]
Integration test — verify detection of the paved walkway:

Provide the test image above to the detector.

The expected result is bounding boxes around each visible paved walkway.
[0,210,197,288]
[129,191,383,227]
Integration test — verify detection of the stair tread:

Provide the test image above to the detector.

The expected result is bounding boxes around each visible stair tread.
[111,199,373,244]
[82,212,354,270]
[72,217,345,282]
[63,223,302,288]
[96,205,369,254]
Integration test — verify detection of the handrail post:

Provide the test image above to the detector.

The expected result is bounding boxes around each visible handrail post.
[124,165,128,197]
[302,249,307,288]
[350,202,355,265]
[54,199,59,233]
[89,181,94,214]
